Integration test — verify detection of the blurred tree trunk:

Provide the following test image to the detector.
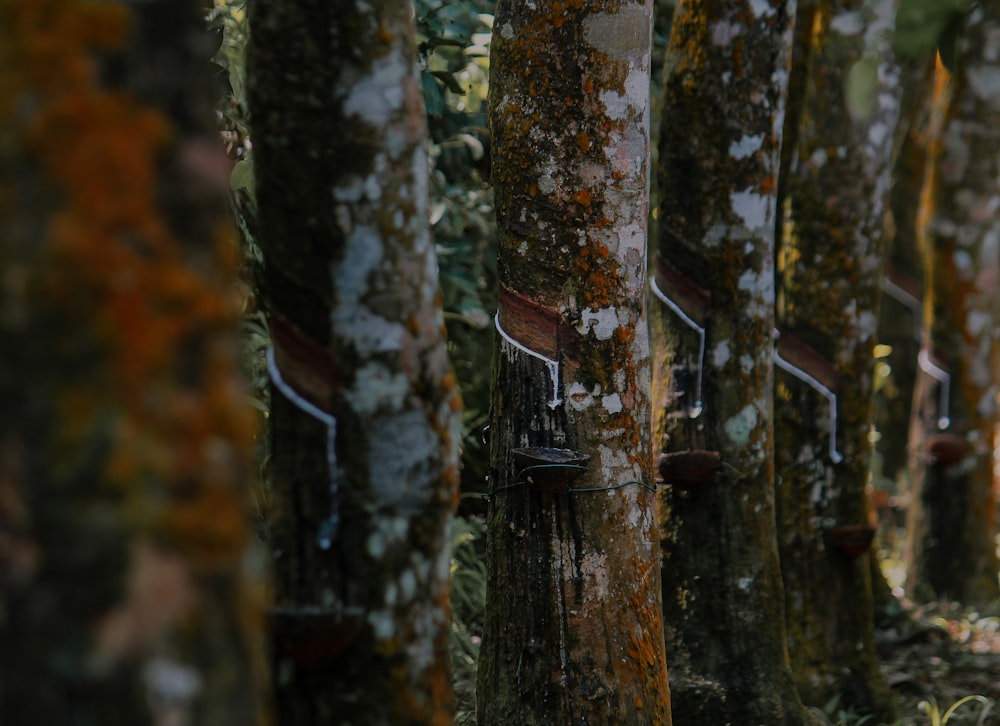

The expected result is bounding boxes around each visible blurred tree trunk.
[873,54,936,504]
[0,0,264,723]
[905,14,1000,605]
[477,2,671,723]
[652,1,812,723]
[247,1,462,723]
[774,0,898,719]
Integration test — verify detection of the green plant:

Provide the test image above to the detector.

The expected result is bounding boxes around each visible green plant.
[918,695,993,726]
[450,516,487,724]
[809,694,875,726]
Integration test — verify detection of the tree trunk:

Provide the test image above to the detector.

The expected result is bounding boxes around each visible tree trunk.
[477,2,671,723]
[774,0,899,719]
[652,1,812,723]
[247,2,462,722]
[874,55,936,502]
[904,14,1000,605]
[0,1,264,723]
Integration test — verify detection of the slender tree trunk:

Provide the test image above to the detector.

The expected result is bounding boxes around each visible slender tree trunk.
[904,14,1000,605]
[652,1,814,723]
[248,2,462,722]
[774,0,899,719]
[0,1,264,723]
[874,55,936,501]
[477,2,671,723]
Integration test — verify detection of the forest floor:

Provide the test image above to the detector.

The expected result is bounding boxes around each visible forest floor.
[873,598,1000,726]
[450,518,999,725]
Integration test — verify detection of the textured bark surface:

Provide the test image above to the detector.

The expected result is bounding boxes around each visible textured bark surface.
[652,1,812,723]
[774,0,898,719]
[873,56,936,494]
[248,2,462,722]
[478,2,671,723]
[0,1,263,723]
[904,13,1000,605]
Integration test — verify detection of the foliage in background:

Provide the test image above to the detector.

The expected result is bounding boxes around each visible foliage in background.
[893,0,976,70]
[416,0,497,502]
[449,516,487,724]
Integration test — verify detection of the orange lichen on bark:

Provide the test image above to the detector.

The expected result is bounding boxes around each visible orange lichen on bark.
[5,0,253,571]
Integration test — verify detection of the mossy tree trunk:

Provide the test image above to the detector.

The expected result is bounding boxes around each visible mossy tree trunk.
[873,55,936,503]
[774,0,898,719]
[247,2,462,722]
[904,11,1000,605]
[0,1,264,723]
[477,2,671,723]
[652,1,812,723]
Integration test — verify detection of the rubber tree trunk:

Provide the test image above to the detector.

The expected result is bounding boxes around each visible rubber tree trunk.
[0,1,265,723]
[904,14,1000,605]
[774,0,899,719]
[874,55,937,502]
[652,1,814,723]
[477,2,671,723]
[247,2,462,722]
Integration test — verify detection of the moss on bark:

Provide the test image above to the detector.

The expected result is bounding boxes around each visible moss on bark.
[478,2,672,723]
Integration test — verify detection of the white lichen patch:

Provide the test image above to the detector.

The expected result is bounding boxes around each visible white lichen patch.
[617,222,645,257]
[582,5,651,60]
[713,341,731,367]
[366,516,409,559]
[368,412,437,506]
[967,65,1000,109]
[731,191,770,231]
[603,132,646,178]
[577,306,619,340]
[598,444,630,478]
[579,552,610,602]
[737,269,775,319]
[728,134,764,160]
[398,569,417,603]
[567,381,599,411]
[343,48,407,126]
[711,19,741,46]
[750,0,775,19]
[339,309,406,356]
[344,362,409,416]
[737,577,753,591]
[538,168,557,195]
[369,609,395,640]
[602,392,623,414]
[624,66,650,114]
[724,404,758,446]
[829,11,863,36]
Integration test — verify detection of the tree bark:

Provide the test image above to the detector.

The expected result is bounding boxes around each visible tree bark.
[652,1,813,723]
[904,11,1000,605]
[477,2,672,723]
[247,2,462,722]
[0,1,264,723]
[873,55,936,500]
[774,0,899,719]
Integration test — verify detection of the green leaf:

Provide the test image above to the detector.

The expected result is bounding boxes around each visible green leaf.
[422,72,445,116]
[230,155,255,199]
[431,70,466,95]
[845,56,879,121]
[893,0,973,59]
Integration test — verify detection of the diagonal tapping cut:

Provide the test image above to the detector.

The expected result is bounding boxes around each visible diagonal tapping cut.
[650,258,709,418]
[880,266,923,341]
[773,329,844,464]
[495,285,583,410]
[267,314,341,549]
[918,348,951,430]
